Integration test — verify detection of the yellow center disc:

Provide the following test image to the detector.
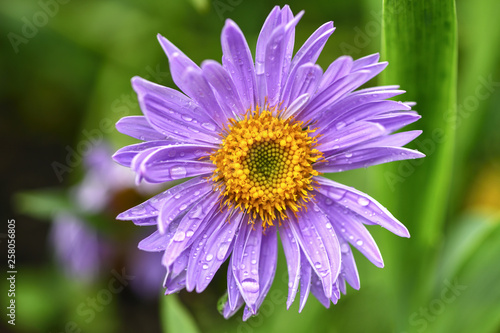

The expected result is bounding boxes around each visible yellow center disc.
[210,109,322,227]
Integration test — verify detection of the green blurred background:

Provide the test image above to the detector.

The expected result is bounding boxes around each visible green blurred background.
[1,0,499,332]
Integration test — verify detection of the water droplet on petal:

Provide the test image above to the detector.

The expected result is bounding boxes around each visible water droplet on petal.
[201,122,216,131]
[170,166,187,179]
[241,278,259,293]
[356,239,364,246]
[358,197,369,206]
[336,121,346,130]
[341,243,350,253]
[206,253,214,262]
[173,231,185,242]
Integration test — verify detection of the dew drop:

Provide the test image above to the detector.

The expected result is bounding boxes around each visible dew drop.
[202,264,209,270]
[340,243,349,253]
[206,253,214,262]
[170,166,187,179]
[358,197,369,206]
[173,231,185,242]
[241,278,259,293]
[336,121,346,130]
[186,230,194,238]
[356,239,364,246]
[217,242,230,260]
[201,122,216,131]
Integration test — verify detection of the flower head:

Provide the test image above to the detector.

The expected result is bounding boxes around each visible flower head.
[114,5,424,319]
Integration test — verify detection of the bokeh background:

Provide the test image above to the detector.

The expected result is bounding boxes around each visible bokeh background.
[1,0,500,332]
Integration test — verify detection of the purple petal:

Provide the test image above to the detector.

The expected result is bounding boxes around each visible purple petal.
[282,63,322,108]
[286,22,335,87]
[319,100,411,137]
[164,271,187,294]
[315,177,411,237]
[157,34,200,95]
[116,177,209,221]
[282,93,310,119]
[279,223,301,308]
[132,144,215,183]
[265,12,303,107]
[158,180,213,234]
[298,251,312,313]
[116,116,168,141]
[286,211,333,298]
[351,53,380,71]
[319,122,387,156]
[139,226,177,253]
[366,111,421,133]
[298,71,371,122]
[179,67,228,126]
[195,212,243,292]
[201,60,245,119]
[310,273,330,308]
[316,192,384,268]
[162,192,219,267]
[132,77,221,144]
[131,216,158,226]
[337,237,361,290]
[307,204,342,283]
[223,289,244,319]
[317,146,425,173]
[255,6,281,106]
[359,130,423,150]
[227,256,243,311]
[113,140,183,167]
[232,221,263,311]
[185,209,232,292]
[221,20,256,111]
[312,87,406,126]
[317,56,353,93]
[250,225,278,313]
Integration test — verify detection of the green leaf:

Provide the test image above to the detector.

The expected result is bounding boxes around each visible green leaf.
[14,189,73,220]
[436,212,499,283]
[161,294,201,333]
[380,0,458,327]
[381,0,458,249]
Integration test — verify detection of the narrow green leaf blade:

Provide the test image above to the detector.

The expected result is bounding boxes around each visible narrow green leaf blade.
[382,0,458,246]
[161,294,201,333]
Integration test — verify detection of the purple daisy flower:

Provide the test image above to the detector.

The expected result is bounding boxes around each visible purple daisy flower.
[114,5,424,319]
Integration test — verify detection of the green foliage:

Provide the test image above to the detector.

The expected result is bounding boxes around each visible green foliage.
[161,295,201,333]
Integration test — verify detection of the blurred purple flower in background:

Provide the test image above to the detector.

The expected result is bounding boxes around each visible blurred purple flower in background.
[50,144,164,296]
[114,5,424,319]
